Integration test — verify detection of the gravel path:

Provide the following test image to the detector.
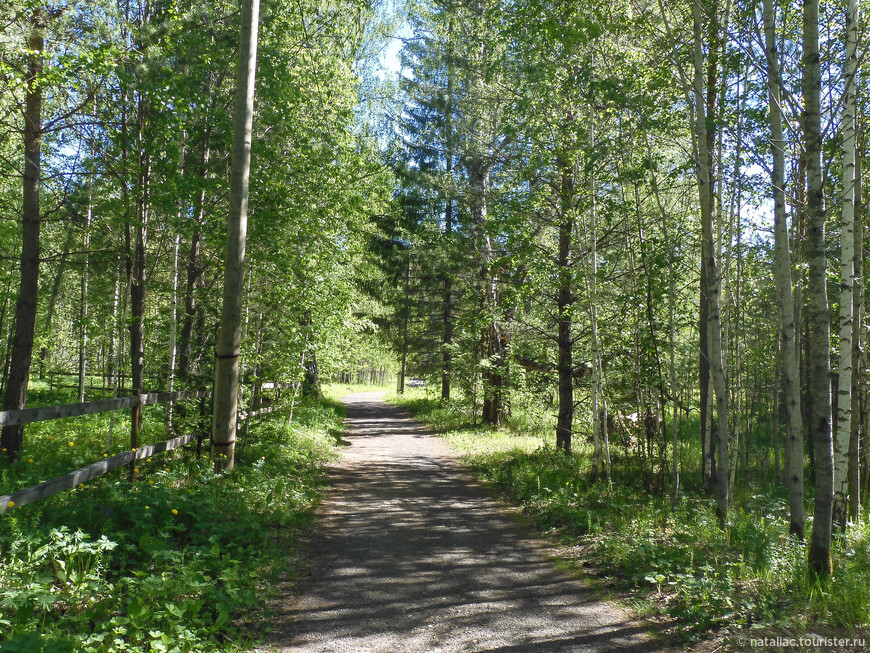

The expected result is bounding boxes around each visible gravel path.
[263,392,669,653]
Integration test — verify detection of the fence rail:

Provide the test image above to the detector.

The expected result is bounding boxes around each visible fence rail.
[0,389,212,428]
[0,433,197,514]
[0,384,289,515]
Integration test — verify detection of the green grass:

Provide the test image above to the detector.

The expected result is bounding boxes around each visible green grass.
[0,392,343,652]
[321,381,392,403]
[390,390,870,643]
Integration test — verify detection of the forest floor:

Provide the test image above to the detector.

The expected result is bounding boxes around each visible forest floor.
[258,392,675,653]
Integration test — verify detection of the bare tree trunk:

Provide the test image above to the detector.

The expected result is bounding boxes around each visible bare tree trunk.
[130,120,149,394]
[693,0,729,526]
[763,0,804,539]
[833,0,859,530]
[668,218,679,502]
[848,138,863,523]
[469,161,506,425]
[106,256,122,389]
[167,232,180,424]
[179,228,203,379]
[556,156,573,454]
[2,15,43,461]
[398,257,409,395]
[167,130,185,428]
[0,264,16,395]
[588,105,608,480]
[700,263,714,485]
[212,0,260,471]
[441,64,454,402]
[78,190,92,403]
[803,0,834,576]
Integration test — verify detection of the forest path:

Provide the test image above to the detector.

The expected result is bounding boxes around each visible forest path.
[262,392,670,653]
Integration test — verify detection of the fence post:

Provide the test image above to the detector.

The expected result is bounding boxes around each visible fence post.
[129,391,141,482]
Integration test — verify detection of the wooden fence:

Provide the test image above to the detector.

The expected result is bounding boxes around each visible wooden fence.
[0,389,210,427]
[0,384,288,515]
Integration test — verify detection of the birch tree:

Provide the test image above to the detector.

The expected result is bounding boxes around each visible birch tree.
[762,0,804,539]
[833,0,860,531]
[803,0,834,576]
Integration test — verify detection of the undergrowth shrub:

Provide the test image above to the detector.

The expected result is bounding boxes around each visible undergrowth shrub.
[0,396,341,652]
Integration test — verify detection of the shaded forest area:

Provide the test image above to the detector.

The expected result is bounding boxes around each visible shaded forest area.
[374,0,868,582]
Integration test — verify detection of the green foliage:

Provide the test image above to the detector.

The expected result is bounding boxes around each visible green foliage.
[393,393,870,641]
[0,397,342,652]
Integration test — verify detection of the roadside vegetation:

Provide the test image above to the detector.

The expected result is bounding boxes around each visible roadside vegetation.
[0,383,344,653]
[389,389,870,645]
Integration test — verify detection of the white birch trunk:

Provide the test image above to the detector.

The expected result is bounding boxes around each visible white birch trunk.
[167,232,179,428]
[589,103,605,479]
[762,0,806,530]
[833,0,859,530]
[78,182,92,403]
[167,101,186,430]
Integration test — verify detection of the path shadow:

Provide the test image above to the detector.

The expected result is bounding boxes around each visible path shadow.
[267,395,673,653]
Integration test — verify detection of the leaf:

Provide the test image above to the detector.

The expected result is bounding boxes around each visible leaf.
[213,607,230,630]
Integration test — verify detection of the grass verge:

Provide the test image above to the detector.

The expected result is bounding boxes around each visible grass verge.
[0,395,343,653]
[389,390,870,646]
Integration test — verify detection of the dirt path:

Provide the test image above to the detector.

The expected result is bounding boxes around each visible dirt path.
[263,392,670,653]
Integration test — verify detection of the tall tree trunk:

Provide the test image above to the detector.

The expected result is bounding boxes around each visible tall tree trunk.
[398,257,410,394]
[130,100,149,394]
[212,0,260,471]
[803,0,834,576]
[179,229,203,379]
[833,0,859,530]
[179,135,210,380]
[301,310,322,399]
[700,0,720,490]
[556,155,573,454]
[667,211,679,502]
[167,129,185,428]
[848,139,863,522]
[763,0,804,539]
[589,106,609,481]
[693,0,729,526]
[167,232,180,423]
[469,161,506,425]
[2,15,43,461]
[106,256,122,389]
[78,189,92,403]
[441,64,454,402]
[0,264,16,395]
